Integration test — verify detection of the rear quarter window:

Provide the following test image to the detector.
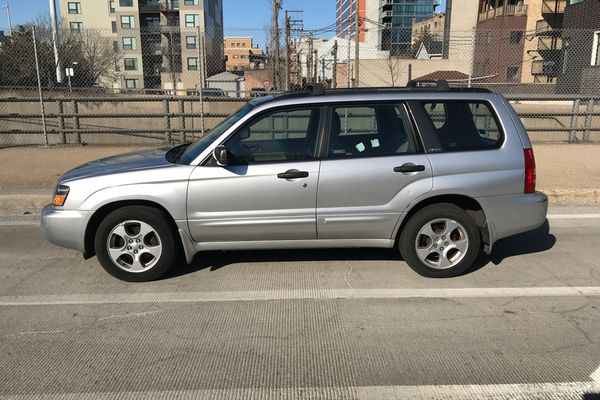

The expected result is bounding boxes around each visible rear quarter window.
[420,101,503,152]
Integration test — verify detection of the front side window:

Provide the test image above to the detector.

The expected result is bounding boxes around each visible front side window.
[185,14,199,27]
[421,101,503,152]
[121,15,135,29]
[68,2,81,14]
[328,104,417,158]
[224,108,321,164]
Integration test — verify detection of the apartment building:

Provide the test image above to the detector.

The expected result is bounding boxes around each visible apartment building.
[473,0,566,84]
[412,12,445,45]
[224,37,265,71]
[60,0,224,91]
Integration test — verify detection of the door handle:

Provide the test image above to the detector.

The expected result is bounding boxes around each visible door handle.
[394,164,425,173]
[277,169,309,179]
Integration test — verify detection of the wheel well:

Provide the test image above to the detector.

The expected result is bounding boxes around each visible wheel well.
[396,194,490,246]
[84,200,181,259]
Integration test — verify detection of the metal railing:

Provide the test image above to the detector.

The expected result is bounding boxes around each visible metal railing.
[478,4,528,22]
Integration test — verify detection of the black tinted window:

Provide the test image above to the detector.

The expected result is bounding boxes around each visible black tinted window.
[329,104,417,158]
[225,108,321,164]
[421,101,502,151]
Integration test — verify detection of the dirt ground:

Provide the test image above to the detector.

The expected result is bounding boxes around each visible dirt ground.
[0,144,599,203]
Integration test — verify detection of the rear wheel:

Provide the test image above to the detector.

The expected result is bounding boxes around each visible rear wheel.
[399,203,481,278]
[95,206,177,282]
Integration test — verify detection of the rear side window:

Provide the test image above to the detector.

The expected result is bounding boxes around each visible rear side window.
[421,101,503,151]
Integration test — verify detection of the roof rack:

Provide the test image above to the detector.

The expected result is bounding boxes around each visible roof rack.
[406,79,450,91]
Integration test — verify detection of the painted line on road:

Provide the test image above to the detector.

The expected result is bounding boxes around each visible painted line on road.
[1,286,600,307]
[1,213,599,227]
[591,365,600,383]
[2,382,600,400]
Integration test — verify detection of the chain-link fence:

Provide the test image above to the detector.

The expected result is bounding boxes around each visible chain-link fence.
[0,24,599,146]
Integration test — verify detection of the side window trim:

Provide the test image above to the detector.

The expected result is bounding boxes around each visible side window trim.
[321,101,425,161]
[207,105,325,166]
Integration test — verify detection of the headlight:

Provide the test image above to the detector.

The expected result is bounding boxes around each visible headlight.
[52,185,70,207]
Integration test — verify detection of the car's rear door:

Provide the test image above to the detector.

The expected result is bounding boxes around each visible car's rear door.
[316,102,433,240]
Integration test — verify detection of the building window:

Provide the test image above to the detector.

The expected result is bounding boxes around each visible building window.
[68,2,81,14]
[187,57,199,70]
[125,79,139,89]
[122,37,137,50]
[506,66,520,81]
[510,30,523,44]
[185,14,199,27]
[186,36,198,49]
[69,22,83,32]
[592,31,600,66]
[111,21,117,33]
[114,60,121,72]
[119,0,133,6]
[109,1,115,13]
[124,58,138,71]
[113,41,119,52]
[569,0,584,4]
[184,0,198,4]
[121,15,135,29]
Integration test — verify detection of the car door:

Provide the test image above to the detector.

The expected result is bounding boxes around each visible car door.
[187,106,323,242]
[316,102,433,240]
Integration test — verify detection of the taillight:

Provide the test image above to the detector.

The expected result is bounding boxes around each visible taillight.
[524,148,536,194]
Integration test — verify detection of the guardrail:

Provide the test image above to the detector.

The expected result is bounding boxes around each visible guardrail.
[0,95,598,145]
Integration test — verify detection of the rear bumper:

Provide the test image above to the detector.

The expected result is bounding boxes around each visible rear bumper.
[41,205,91,254]
[479,191,548,245]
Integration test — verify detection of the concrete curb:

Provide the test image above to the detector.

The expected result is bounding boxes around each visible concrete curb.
[1,189,599,217]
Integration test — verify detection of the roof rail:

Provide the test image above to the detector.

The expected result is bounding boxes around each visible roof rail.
[406,79,450,91]
[305,83,325,96]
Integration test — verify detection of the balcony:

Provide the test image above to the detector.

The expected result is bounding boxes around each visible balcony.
[535,19,563,36]
[382,0,393,9]
[478,4,527,23]
[538,36,563,51]
[531,59,558,76]
[138,1,179,13]
[382,10,393,21]
[541,0,566,15]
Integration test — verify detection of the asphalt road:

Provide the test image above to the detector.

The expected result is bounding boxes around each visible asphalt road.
[1,207,600,399]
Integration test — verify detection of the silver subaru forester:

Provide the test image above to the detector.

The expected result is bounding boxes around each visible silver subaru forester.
[42,82,548,281]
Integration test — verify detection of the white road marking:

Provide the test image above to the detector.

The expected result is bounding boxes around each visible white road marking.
[1,286,600,306]
[591,365,600,383]
[98,309,163,321]
[1,382,600,399]
[0,220,40,226]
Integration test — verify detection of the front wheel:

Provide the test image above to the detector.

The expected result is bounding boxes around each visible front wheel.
[95,206,178,282]
[399,203,481,278]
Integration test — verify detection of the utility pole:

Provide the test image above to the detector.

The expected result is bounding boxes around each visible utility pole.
[313,49,318,83]
[1,2,12,36]
[332,40,338,88]
[320,58,325,84]
[354,1,360,87]
[285,12,291,91]
[272,0,282,90]
[49,0,63,84]
[307,34,313,84]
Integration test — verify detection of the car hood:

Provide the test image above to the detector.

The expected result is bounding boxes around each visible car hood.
[59,147,173,183]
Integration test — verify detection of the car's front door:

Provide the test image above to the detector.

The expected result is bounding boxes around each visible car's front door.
[316,102,433,240]
[187,106,323,242]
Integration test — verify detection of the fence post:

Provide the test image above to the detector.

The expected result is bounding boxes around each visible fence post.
[32,27,49,146]
[568,99,580,143]
[197,26,205,136]
[583,98,594,143]
[71,100,81,144]
[163,99,171,143]
[178,99,186,143]
[57,100,66,144]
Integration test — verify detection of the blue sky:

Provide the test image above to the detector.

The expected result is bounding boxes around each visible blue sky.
[2,0,446,32]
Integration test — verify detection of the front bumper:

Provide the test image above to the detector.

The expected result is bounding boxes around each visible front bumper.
[41,205,91,254]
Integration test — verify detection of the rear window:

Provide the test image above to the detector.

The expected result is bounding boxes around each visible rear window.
[421,101,503,152]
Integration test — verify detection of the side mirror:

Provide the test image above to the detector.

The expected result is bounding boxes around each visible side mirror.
[212,145,229,166]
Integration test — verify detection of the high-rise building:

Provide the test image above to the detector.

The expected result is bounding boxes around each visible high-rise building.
[381,0,440,55]
[60,0,224,91]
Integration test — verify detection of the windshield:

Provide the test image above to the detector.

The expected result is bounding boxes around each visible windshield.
[179,104,254,164]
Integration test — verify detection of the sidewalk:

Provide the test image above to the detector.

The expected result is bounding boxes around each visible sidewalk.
[1,144,599,216]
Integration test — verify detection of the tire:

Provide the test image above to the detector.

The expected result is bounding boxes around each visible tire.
[94,206,178,282]
[399,203,481,278]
